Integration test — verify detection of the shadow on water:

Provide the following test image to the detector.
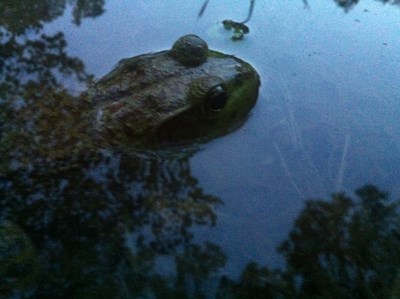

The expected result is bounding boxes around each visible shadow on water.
[1,1,400,298]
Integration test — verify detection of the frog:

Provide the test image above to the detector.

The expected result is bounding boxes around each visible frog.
[90,34,260,150]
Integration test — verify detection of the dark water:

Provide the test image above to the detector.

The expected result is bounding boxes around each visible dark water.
[1,0,400,298]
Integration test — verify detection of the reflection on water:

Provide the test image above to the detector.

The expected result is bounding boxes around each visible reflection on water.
[3,148,400,297]
[198,0,400,39]
[0,1,95,99]
[214,185,400,298]
[330,0,400,11]
[1,0,400,298]
[1,150,222,297]
[0,1,222,297]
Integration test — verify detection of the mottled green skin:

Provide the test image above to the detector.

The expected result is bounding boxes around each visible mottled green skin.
[90,34,260,149]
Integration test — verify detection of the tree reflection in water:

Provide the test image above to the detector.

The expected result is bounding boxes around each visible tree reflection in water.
[0,1,96,98]
[219,185,400,298]
[1,148,223,297]
[1,2,224,297]
[1,78,223,297]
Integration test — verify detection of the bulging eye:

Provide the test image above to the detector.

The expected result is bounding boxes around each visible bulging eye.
[206,85,228,111]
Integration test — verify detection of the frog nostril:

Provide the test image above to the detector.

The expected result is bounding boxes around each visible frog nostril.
[235,72,244,83]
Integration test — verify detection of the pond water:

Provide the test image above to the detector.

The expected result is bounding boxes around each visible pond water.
[2,0,400,298]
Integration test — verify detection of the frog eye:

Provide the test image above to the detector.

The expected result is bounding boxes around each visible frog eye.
[206,85,228,111]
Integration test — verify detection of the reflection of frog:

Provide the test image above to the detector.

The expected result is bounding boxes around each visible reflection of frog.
[90,34,260,149]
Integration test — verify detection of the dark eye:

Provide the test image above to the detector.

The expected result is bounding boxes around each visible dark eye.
[207,85,228,111]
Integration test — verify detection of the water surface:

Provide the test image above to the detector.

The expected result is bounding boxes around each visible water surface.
[1,0,400,297]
